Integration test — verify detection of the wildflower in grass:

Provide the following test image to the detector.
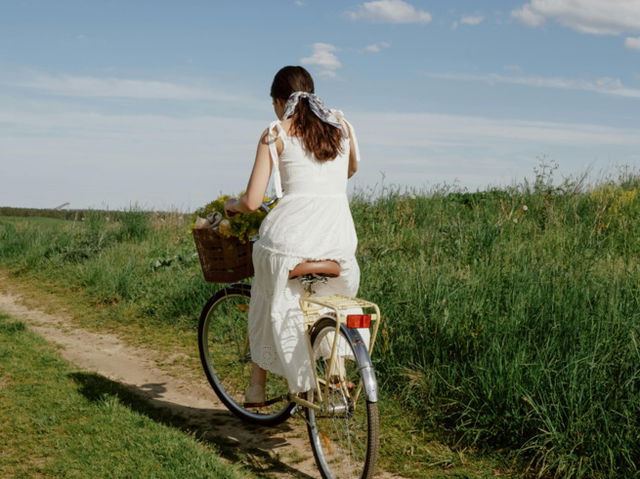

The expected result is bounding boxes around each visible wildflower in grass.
[590,185,638,232]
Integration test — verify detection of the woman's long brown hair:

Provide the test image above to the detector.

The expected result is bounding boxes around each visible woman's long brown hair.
[270,66,344,162]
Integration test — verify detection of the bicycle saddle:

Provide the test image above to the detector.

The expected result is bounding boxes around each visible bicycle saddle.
[288,260,341,279]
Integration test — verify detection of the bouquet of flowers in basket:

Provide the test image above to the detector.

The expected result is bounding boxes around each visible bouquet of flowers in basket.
[191,194,276,283]
[191,194,273,243]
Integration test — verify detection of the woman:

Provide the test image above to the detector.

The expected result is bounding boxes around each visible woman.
[224,65,361,403]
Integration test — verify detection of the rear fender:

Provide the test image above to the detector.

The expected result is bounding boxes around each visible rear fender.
[341,324,378,403]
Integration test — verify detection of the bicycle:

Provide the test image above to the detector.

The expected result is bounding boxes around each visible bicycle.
[197,205,382,479]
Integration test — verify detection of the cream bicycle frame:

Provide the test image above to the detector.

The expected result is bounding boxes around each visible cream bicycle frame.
[289,292,381,412]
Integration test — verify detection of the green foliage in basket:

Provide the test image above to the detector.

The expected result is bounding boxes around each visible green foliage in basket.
[192,194,274,243]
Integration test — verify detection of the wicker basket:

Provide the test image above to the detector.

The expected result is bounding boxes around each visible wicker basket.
[192,228,254,283]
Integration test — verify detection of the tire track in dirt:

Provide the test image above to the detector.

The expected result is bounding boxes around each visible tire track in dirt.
[0,285,402,479]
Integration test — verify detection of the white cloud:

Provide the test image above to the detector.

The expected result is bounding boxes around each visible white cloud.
[427,71,640,99]
[295,0,304,6]
[363,41,391,53]
[350,110,640,191]
[461,15,484,26]
[626,36,640,50]
[3,98,640,208]
[300,43,341,77]
[0,107,267,210]
[345,0,431,24]
[352,111,640,149]
[12,73,251,103]
[511,0,640,35]
[511,3,546,27]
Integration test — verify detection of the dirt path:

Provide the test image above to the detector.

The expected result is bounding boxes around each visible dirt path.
[0,285,401,479]
[0,288,322,478]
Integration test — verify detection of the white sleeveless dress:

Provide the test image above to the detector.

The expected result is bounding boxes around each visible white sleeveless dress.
[248,117,363,393]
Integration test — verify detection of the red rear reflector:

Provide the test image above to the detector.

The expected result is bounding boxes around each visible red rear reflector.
[347,314,371,328]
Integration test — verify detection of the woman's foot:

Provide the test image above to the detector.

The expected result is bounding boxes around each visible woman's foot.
[244,384,266,405]
[244,362,267,406]
[329,377,356,393]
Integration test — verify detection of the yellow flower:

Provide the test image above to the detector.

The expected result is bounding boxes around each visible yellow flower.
[590,185,637,232]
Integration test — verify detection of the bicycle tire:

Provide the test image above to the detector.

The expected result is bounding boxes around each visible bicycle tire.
[198,284,296,426]
[306,316,380,479]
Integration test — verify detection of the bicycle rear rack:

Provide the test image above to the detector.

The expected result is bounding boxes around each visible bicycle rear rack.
[299,294,381,356]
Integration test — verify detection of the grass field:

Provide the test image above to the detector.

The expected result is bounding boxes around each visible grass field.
[1,165,639,478]
[0,312,247,479]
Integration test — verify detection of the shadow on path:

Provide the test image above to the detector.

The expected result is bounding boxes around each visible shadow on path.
[69,372,315,479]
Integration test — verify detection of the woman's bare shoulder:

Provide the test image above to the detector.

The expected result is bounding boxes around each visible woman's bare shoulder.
[331,109,352,137]
[340,119,353,139]
[259,127,271,145]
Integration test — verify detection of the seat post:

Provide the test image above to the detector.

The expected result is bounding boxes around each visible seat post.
[300,274,327,296]
[289,260,341,296]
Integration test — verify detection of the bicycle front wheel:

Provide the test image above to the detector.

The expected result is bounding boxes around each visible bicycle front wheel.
[198,284,295,426]
[306,317,380,479]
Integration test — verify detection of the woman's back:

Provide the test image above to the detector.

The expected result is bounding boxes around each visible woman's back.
[258,121,356,261]
[277,123,350,197]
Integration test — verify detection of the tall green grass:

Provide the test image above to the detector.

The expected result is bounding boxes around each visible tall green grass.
[353,168,640,477]
[1,167,639,477]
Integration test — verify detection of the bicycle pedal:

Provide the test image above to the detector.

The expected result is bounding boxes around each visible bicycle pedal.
[243,395,288,408]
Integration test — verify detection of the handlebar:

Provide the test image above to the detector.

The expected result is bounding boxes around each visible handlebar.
[260,198,278,213]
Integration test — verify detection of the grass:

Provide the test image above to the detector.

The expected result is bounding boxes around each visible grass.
[1,164,639,478]
[0,312,247,479]
[352,168,640,477]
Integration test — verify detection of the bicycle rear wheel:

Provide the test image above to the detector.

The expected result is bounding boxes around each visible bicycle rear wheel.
[306,317,380,479]
[198,284,295,426]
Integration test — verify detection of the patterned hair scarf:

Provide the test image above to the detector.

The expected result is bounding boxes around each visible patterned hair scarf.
[282,91,347,137]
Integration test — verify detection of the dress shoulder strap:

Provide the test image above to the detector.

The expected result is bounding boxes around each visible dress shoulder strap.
[267,120,284,198]
[331,110,361,163]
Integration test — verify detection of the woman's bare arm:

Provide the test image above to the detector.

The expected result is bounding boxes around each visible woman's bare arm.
[345,122,358,178]
[224,129,275,215]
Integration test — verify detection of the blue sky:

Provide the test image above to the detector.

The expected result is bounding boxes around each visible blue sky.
[2,0,640,210]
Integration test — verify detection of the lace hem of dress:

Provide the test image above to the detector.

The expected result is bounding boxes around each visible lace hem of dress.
[253,345,277,369]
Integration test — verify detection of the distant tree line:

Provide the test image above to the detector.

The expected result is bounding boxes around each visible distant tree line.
[0,206,184,221]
